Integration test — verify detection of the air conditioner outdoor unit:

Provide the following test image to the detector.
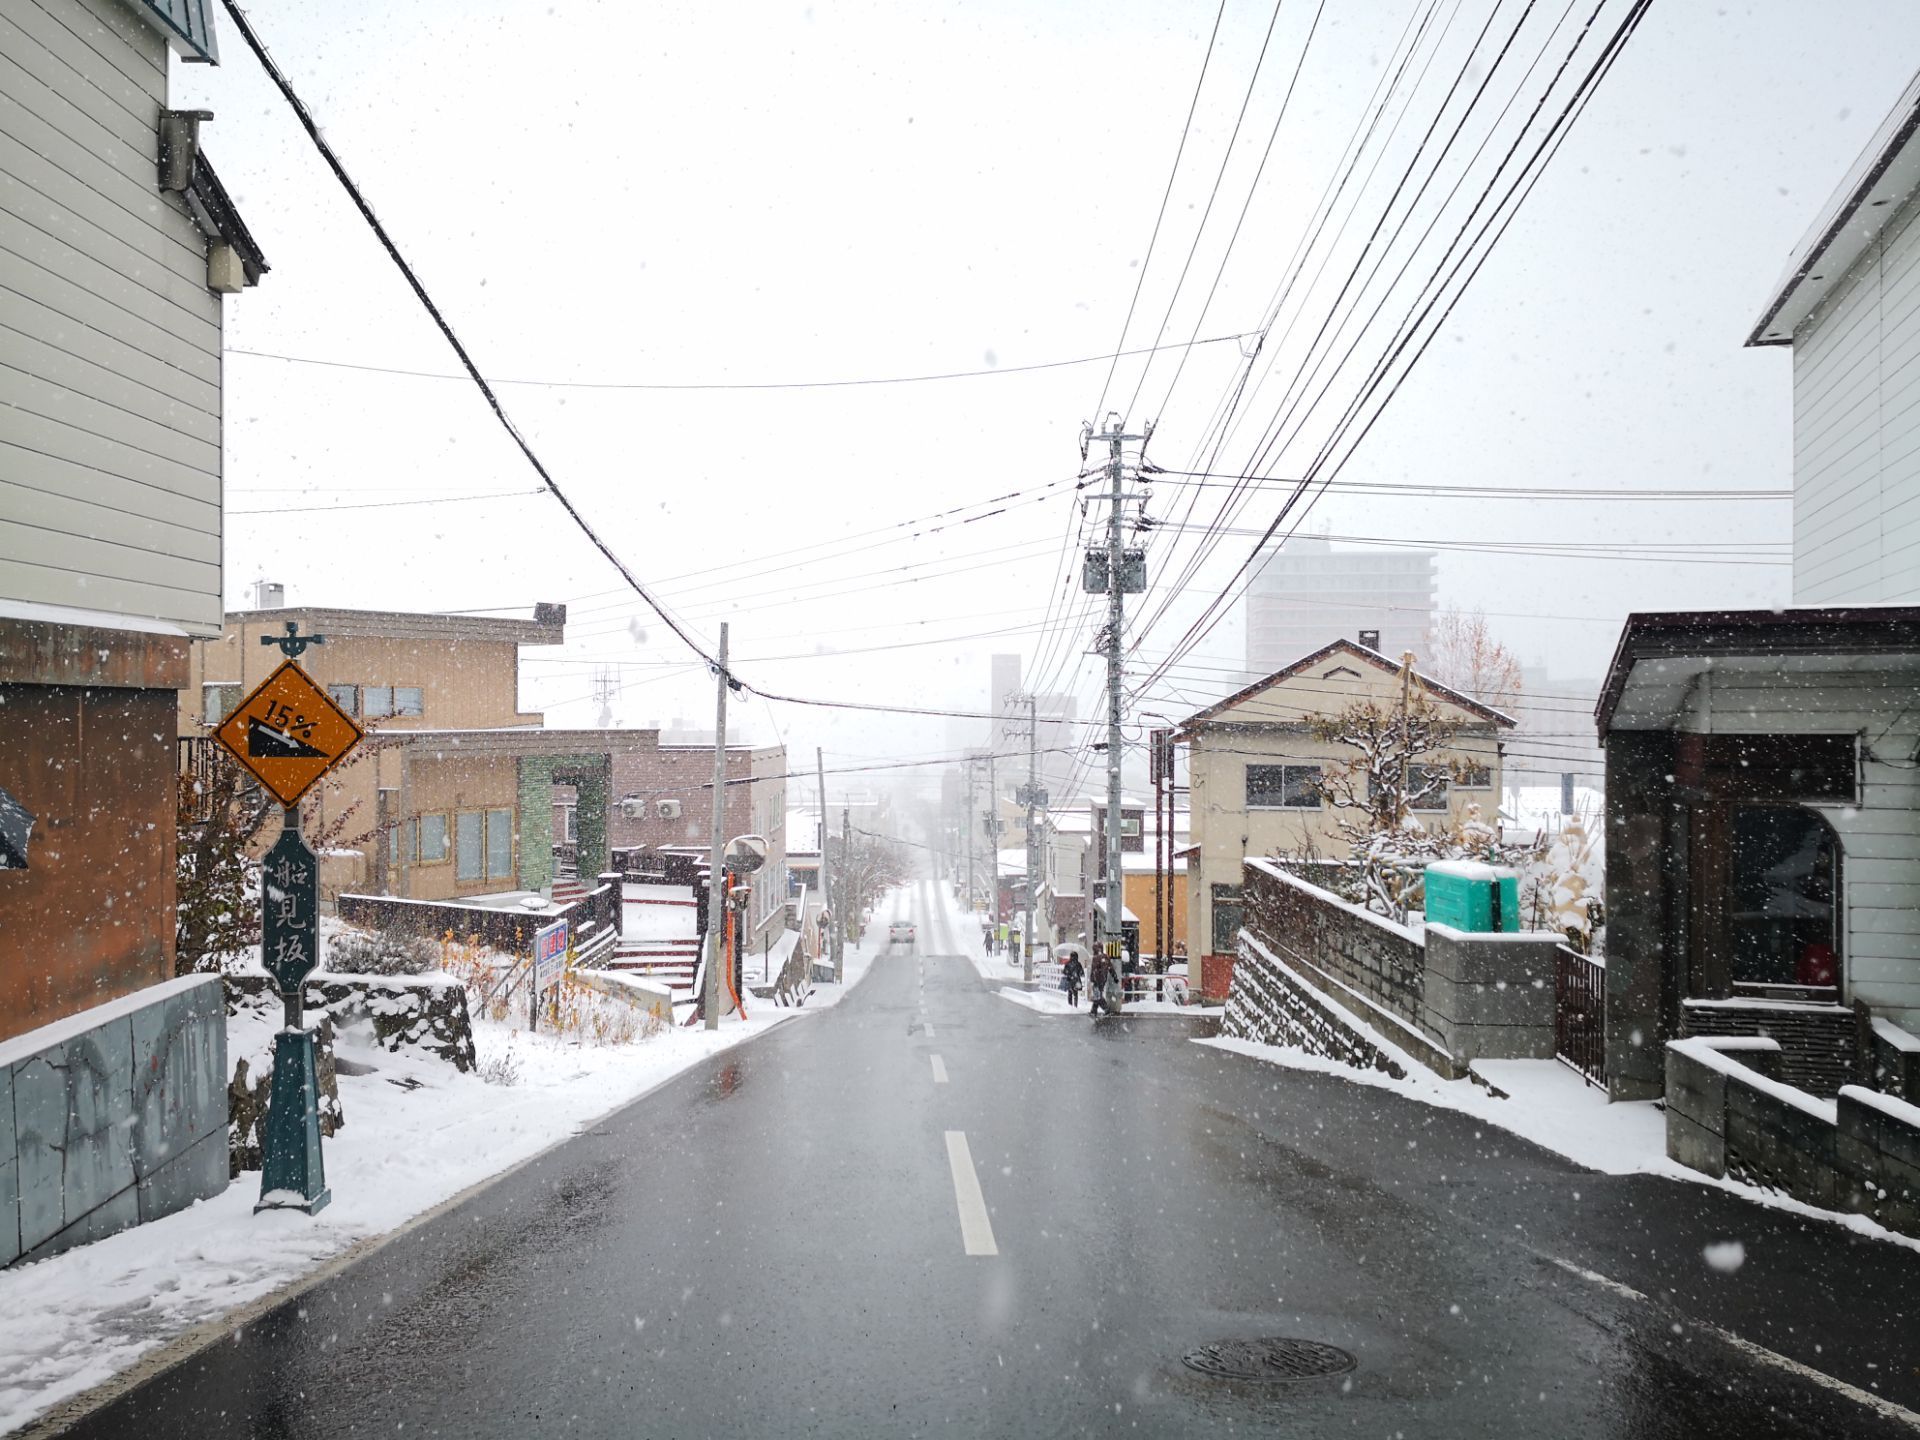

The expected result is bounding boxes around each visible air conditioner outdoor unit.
[657,798,683,820]
[620,797,645,820]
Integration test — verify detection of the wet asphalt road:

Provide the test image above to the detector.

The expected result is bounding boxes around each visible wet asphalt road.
[58,877,1920,1438]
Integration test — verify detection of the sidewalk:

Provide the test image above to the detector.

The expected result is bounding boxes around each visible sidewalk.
[0,896,901,1437]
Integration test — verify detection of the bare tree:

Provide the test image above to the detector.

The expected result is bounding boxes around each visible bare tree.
[1303,674,1500,921]
[1426,607,1523,714]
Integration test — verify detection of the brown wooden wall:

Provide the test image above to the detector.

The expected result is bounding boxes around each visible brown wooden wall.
[0,684,177,1041]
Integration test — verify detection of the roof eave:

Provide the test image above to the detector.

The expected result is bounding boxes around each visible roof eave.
[1745,70,1920,349]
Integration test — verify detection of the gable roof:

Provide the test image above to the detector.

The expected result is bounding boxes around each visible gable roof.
[1748,69,1920,347]
[1170,637,1516,738]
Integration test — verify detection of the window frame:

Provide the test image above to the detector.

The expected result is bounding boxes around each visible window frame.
[202,682,241,725]
[486,808,514,881]
[416,812,450,864]
[455,811,485,882]
[1245,763,1321,810]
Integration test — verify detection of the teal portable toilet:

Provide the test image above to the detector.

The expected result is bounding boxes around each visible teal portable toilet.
[1423,860,1519,933]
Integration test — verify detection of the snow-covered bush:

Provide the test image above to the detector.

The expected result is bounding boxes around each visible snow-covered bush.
[326,925,437,976]
[1515,808,1606,953]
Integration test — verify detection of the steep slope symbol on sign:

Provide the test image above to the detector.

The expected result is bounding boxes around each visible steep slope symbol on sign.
[248,717,329,759]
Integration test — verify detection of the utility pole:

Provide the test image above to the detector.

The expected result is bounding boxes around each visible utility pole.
[818,747,841,983]
[1088,414,1148,988]
[985,746,1000,948]
[1397,650,1415,826]
[703,623,730,1032]
[843,807,853,949]
[1020,693,1039,986]
[963,762,977,919]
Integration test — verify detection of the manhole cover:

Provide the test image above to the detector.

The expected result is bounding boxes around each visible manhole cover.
[1181,1338,1357,1383]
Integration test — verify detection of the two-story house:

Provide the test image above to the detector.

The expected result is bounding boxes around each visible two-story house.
[1600,72,1920,1102]
[0,0,262,1263]
[1172,636,1513,1000]
[182,600,790,952]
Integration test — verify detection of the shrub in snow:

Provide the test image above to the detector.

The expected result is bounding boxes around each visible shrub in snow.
[1514,807,1606,954]
[328,925,437,976]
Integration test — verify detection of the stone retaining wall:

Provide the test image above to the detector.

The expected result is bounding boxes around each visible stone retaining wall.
[1,975,227,1266]
[1235,860,1560,1077]
[1667,1036,1920,1239]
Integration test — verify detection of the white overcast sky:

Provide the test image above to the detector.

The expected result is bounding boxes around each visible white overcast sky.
[179,0,1920,799]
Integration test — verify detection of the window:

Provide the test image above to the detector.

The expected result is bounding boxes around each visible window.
[417,813,449,863]
[487,808,513,880]
[364,686,424,720]
[327,683,360,716]
[1456,763,1492,790]
[456,811,485,882]
[202,682,240,725]
[1366,766,1452,810]
[1408,765,1451,811]
[1211,883,1243,952]
[1246,764,1320,809]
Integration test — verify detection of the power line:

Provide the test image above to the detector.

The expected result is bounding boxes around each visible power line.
[228,489,542,516]
[225,332,1256,393]
[216,0,720,672]
[1092,0,1230,422]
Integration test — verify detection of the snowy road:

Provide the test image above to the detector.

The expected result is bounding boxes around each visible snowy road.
[47,877,1920,1438]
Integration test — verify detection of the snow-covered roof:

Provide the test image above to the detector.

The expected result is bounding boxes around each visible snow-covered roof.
[1172,637,1516,735]
[1749,69,1920,347]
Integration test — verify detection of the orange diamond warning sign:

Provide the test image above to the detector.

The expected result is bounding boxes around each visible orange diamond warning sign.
[212,660,364,808]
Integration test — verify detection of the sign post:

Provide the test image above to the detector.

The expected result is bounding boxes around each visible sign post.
[212,624,363,1216]
[532,919,569,1031]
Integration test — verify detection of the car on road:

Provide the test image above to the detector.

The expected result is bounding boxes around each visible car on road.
[888,921,915,947]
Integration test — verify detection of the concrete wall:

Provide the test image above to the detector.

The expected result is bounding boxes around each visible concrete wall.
[1667,1036,1920,1239]
[0,974,227,1266]
[1236,859,1559,1075]
[1790,186,1920,605]
[0,0,226,636]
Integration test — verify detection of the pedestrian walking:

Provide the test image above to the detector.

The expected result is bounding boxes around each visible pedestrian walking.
[1061,952,1085,1008]
[1088,951,1116,1017]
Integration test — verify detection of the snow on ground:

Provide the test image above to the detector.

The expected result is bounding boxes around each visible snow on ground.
[0,895,902,1437]
[997,985,1220,1018]
[1200,1035,1920,1254]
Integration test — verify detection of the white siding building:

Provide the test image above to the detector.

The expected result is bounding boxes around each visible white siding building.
[1747,69,1920,604]
[0,0,261,1263]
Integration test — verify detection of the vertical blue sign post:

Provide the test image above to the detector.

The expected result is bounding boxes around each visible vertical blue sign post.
[212,623,362,1217]
[258,816,329,1214]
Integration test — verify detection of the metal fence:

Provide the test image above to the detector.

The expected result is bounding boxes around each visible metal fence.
[1554,944,1607,1087]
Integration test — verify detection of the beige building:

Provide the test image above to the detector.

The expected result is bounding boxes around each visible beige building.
[182,602,788,945]
[1172,638,1514,980]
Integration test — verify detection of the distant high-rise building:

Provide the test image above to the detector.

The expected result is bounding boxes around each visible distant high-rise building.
[1244,537,1437,677]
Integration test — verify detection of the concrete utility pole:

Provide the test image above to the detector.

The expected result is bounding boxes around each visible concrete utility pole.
[985,747,1000,944]
[819,747,841,983]
[842,807,853,947]
[963,761,977,917]
[1021,693,1038,986]
[1090,415,1147,981]
[703,623,730,1032]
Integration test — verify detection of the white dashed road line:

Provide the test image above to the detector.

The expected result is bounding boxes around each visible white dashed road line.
[944,1131,998,1256]
[1541,1254,1920,1429]
[930,1054,948,1084]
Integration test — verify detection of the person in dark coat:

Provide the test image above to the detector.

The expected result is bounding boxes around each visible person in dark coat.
[1088,952,1116,1016]
[1061,952,1085,1007]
